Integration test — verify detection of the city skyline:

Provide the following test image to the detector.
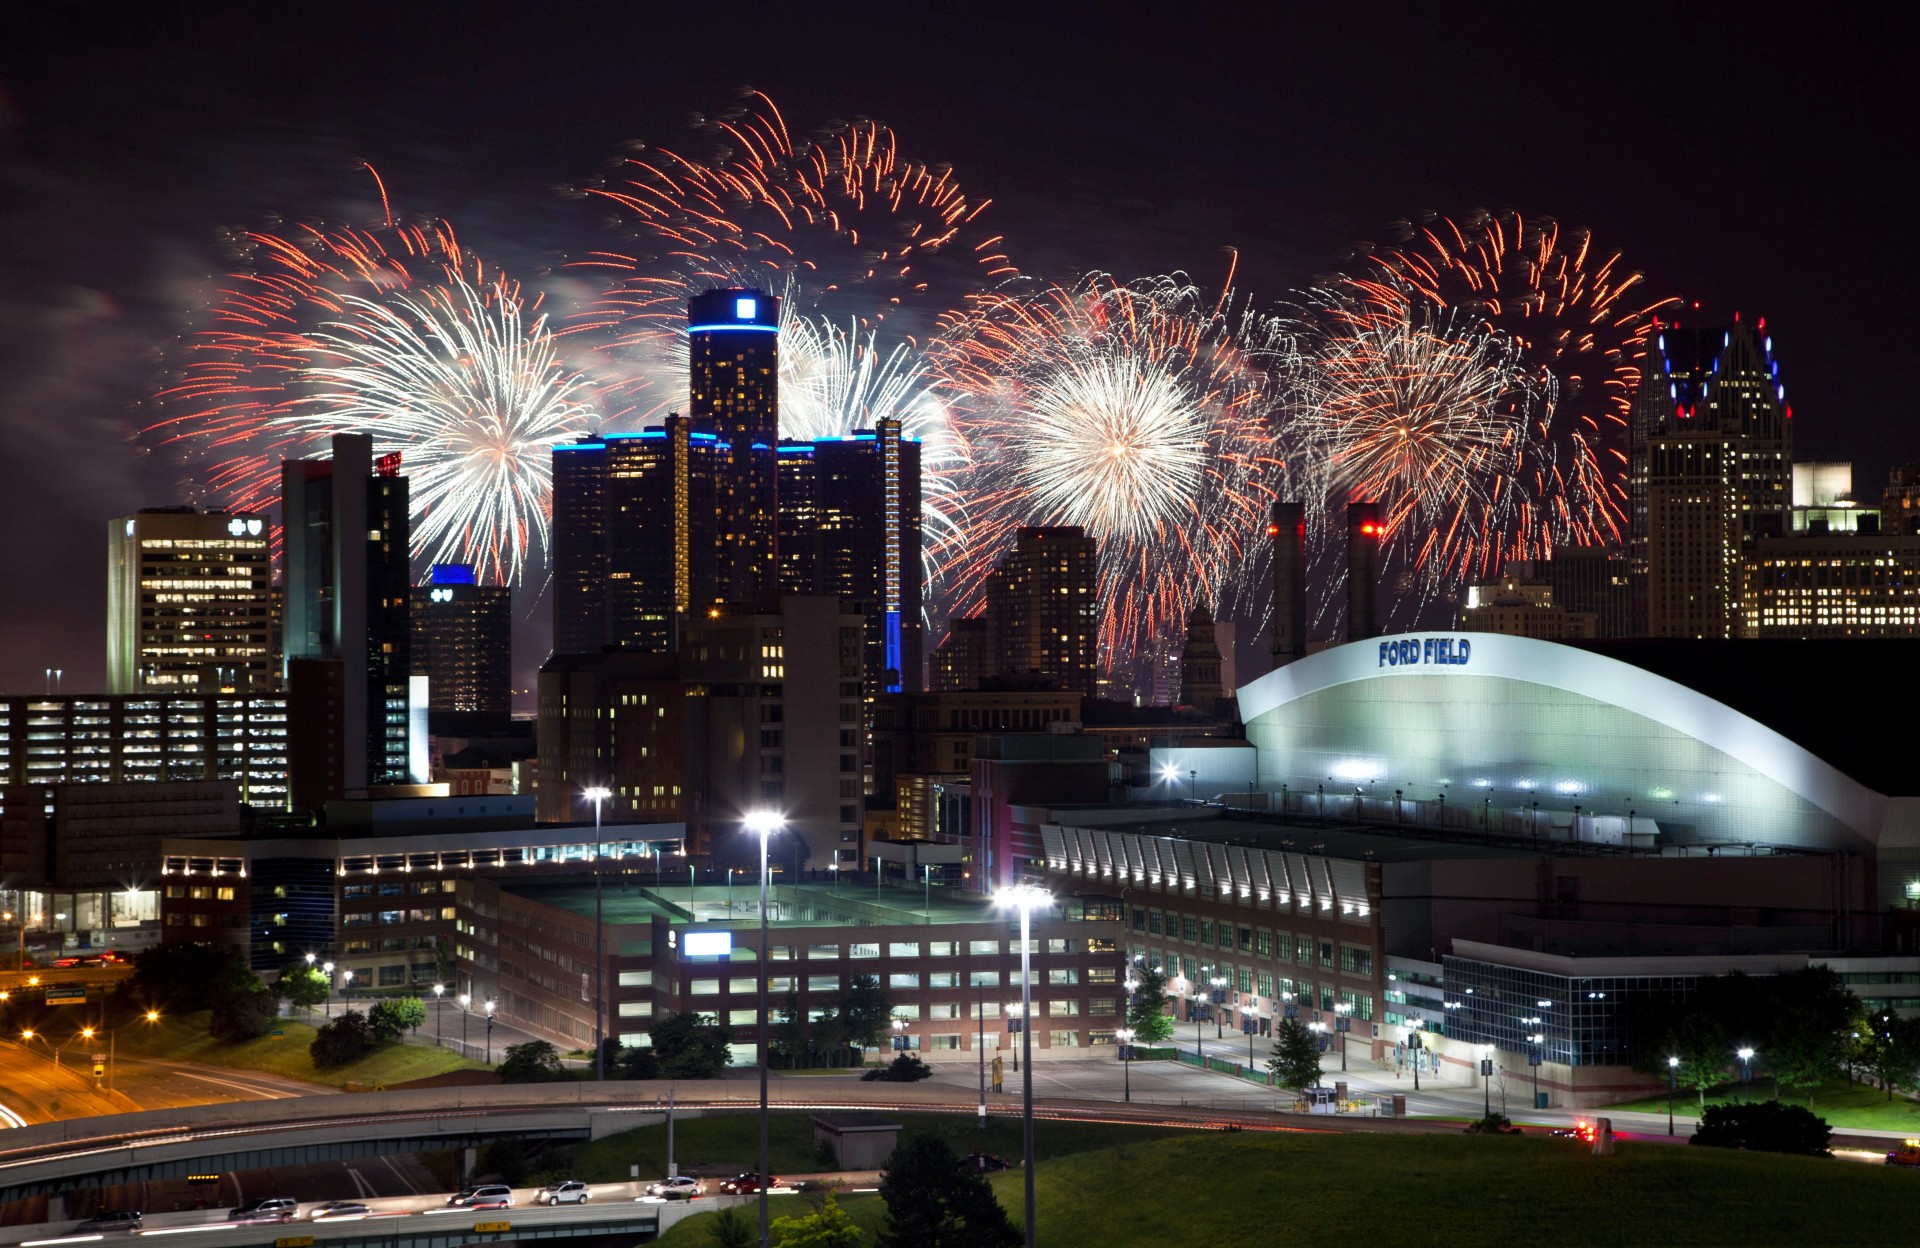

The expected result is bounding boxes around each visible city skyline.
[0,6,1911,692]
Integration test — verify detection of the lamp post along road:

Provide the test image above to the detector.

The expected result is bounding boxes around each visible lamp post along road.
[584,786,611,1081]
[1667,1055,1679,1135]
[1116,1026,1135,1102]
[998,883,1050,1248]
[746,810,786,1248]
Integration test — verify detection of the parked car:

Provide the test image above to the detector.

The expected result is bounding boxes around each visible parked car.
[307,1202,371,1221]
[76,1211,142,1234]
[961,1152,1010,1172]
[534,1181,590,1205]
[229,1198,299,1223]
[641,1175,703,1200]
[718,1173,777,1195]
[446,1185,514,1210]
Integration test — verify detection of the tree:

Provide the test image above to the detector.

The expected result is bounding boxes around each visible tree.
[708,1206,754,1248]
[1665,1011,1732,1110]
[1691,1100,1832,1156]
[876,1135,1019,1248]
[769,1192,863,1248]
[861,1053,932,1082]
[274,963,329,1009]
[650,1012,732,1079]
[813,1007,848,1067]
[839,975,892,1054]
[310,1010,373,1069]
[1859,1010,1920,1101]
[770,992,807,1068]
[1266,1019,1322,1092]
[369,998,426,1043]
[208,986,277,1042]
[1125,960,1174,1046]
[1757,966,1855,1103]
[618,1043,661,1080]
[497,1039,566,1083]
[132,944,260,1013]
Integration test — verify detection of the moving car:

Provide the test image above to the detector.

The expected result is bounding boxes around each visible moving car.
[76,1211,142,1234]
[961,1152,1010,1172]
[229,1198,299,1223]
[643,1176,702,1200]
[719,1173,777,1195]
[446,1185,514,1210]
[307,1202,372,1220]
[1885,1139,1920,1167]
[534,1181,590,1205]
[1550,1121,1597,1143]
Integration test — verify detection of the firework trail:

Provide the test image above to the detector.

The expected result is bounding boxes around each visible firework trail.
[575,91,1014,422]
[149,208,597,586]
[1279,286,1545,616]
[1354,211,1678,548]
[935,272,1288,696]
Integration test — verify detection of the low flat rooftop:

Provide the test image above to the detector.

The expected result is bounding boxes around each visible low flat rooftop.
[502,878,1016,929]
[1050,810,1545,865]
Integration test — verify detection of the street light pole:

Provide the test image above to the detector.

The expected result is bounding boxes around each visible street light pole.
[1667,1055,1679,1135]
[1116,1027,1135,1102]
[584,785,611,1081]
[1334,1001,1351,1072]
[433,984,444,1045]
[1240,1004,1257,1072]
[995,883,1049,1248]
[746,810,786,1248]
[322,961,334,1017]
[1192,992,1205,1063]
[1212,975,1228,1038]
[484,1000,495,1064]
[1737,1046,1755,1099]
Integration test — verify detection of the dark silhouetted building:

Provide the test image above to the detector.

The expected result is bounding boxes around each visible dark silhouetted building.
[985,527,1098,697]
[929,617,991,692]
[411,563,511,734]
[281,433,415,789]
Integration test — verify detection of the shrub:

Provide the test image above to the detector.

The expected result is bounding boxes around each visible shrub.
[209,987,278,1043]
[497,1039,566,1083]
[861,1053,933,1082]
[1691,1100,1832,1156]
[310,1010,373,1069]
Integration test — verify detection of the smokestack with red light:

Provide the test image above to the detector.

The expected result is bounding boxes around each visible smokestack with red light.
[1346,501,1383,642]
[1269,501,1306,668]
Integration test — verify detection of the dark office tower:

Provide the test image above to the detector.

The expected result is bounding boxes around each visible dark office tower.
[550,434,609,654]
[410,564,511,734]
[812,420,923,694]
[928,616,990,691]
[1179,602,1224,712]
[551,417,724,653]
[1886,465,1920,536]
[1268,501,1307,669]
[689,289,780,601]
[605,417,723,649]
[1345,501,1383,641]
[1549,545,1633,638]
[281,433,415,791]
[775,443,820,595]
[986,526,1099,696]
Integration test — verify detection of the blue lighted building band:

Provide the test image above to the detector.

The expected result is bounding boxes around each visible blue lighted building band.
[687,323,779,334]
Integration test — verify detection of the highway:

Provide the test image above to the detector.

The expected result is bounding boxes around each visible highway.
[0,1048,330,1129]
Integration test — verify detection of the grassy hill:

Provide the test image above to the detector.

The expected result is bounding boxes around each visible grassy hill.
[113,1011,485,1089]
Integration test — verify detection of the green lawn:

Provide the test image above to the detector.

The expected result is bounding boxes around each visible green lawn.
[657,1130,1920,1247]
[113,1011,486,1089]
[1605,1077,1920,1133]
[573,1111,1183,1184]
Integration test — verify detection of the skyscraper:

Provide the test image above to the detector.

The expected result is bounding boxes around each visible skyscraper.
[410,563,512,733]
[985,527,1099,697]
[281,433,415,790]
[107,507,273,694]
[689,289,780,602]
[1639,319,1791,638]
[550,416,725,654]
[777,419,924,694]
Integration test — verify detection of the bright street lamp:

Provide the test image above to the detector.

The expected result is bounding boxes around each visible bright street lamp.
[322,961,334,1016]
[1667,1054,1680,1135]
[1210,975,1229,1038]
[484,998,496,1063]
[1737,1046,1755,1098]
[1333,1001,1352,1072]
[583,785,612,1082]
[101,1011,160,1093]
[1115,1027,1136,1102]
[744,809,786,1248]
[433,983,445,1044]
[1239,1003,1258,1072]
[995,882,1052,1248]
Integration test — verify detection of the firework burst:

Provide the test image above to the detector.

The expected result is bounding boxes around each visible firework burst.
[149,209,596,586]
[1354,211,1678,548]
[936,272,1287,695]
[573,91,1014,419]
[1280,286,1545,611]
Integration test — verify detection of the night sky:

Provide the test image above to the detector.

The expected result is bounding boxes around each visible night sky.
[0,3,1910,694]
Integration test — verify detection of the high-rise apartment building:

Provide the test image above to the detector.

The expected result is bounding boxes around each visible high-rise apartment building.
[535,649,687,825]
[410,563,511,732]
[1548,546,1633,638]
[777,420,924,694]
[107,508,273,694]
[281,433,415,790]
[1635,319,1792,637]
[928,617,990,692]
[985,527,1099,697]
[689,289,780,602]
